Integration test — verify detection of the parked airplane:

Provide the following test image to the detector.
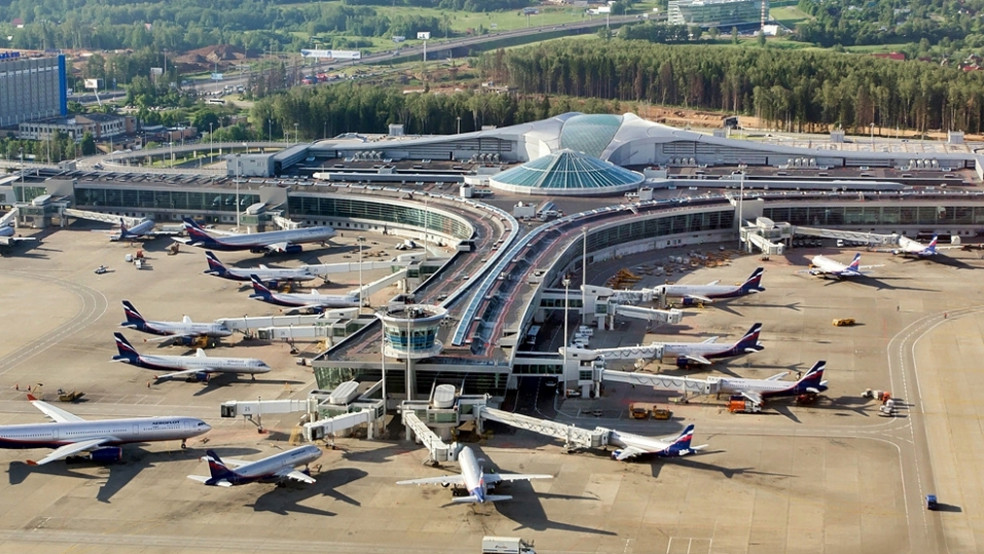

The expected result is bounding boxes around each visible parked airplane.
[110,217,182,241]
[656,267,765,305]
[0,394,210,465]
[891,235,959,258]
[808,253,881,278]
[0,223,35,246]
[112,332,271,382]
[179,217,335,254]
[396,446,552,504]
[249,274,359,312]
[608,424,708,461]
[204,251,321,286]
[187,445,322,486]
[718,360,828,406]
[120,300,232,346]
[662,323,764,366]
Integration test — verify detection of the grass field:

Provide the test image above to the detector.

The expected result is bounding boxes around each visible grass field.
[770,6,811,29]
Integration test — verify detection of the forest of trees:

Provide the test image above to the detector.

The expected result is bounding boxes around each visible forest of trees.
[476,40,984,134]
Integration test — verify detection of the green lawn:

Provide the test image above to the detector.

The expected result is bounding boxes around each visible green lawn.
[770,6,811,29]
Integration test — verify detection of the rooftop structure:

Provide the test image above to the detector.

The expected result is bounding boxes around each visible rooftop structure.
[490,149,644,196]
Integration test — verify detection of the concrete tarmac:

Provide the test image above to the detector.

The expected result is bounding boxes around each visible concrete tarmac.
[0,227,981,552]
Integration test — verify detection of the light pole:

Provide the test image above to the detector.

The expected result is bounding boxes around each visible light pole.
[456,116,461,134]
[235,153,241,229]
[294,122,299,143]
[870,122,875,147]
[268,119,273,141]
[18,148,23,183]
[357,236,366,310]
[737,163,746,250]
[209,122,213,158]
[562,276,571,390]
[168,141,173,166]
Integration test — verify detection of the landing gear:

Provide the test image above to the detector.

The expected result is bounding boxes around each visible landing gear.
[181,439,188,449]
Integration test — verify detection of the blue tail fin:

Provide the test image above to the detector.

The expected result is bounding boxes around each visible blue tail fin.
[665,424,695,455]
[846,253,862,272]
[798,360,827,393]
[740,267,765,293]
[926,236,938,254]
[733,323,763,353]
[112,332,141,363]
[249,274,273,299]
[204,251,228,276]
[203,450,239,485]
[120,300,146,330]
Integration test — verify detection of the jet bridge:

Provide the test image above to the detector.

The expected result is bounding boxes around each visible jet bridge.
[401,405,457,463]
[603,369,717,396]
[477,407,609,450]
[613,305,684,326]
[794,226,895,245]
[561,344,665,362]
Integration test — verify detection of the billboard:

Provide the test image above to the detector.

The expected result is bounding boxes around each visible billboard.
[84,78,101,89]
[417,31,431,40]
[300,49,361,60]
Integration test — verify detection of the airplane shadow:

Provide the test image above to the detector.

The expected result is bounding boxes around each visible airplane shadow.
[932,502,963,513]
[340,442,416,464]
[245,467,367,516]
[492,481,617,536]
[650,455,789,480]
[188,377,306,397]
[713,301,801,317]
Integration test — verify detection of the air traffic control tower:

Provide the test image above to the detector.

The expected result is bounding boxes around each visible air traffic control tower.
[379,304,447,400]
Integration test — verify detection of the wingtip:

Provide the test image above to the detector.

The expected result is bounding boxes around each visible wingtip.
[26,460,38,466]
[26,394,37,401]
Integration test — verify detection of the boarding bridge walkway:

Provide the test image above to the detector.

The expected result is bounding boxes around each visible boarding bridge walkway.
[564,344,665,361]
[304,409,376,442]
[603,369,718,396]
[478,407,609,450]
[794,226,895,245]
[743,231,785,256]
[216,313,345,332]
[613,305,683,325]
[401,409,456,462]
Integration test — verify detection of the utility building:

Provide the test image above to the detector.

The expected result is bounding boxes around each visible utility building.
[0,52,67,128]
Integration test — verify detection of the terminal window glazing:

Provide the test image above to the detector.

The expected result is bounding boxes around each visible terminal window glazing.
[289,195,471,239]
[764,204,984,227]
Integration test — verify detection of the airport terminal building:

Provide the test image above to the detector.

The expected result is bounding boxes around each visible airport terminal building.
[0,52,67,128]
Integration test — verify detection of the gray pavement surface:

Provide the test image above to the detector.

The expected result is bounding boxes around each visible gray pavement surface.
[0,225,981,552]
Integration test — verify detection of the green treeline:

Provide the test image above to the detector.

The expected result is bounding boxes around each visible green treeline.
[476,41,984,134]
[249,81,624,139]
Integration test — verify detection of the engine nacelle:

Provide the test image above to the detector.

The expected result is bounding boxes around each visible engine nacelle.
[88,447,123,463]
[611,450,623,460]
[680,297,701,307]
[675,357,692,368]
[283,244,303,255]
[185,371,210,382]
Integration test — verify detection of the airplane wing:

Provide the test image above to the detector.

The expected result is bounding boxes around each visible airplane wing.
[28,437,112,466]
[766,372,790,381]
[396,475,466,487]
[740,391,764,405]
[613,446,648,461]
[265,242,290,253]
[30,397,86,423]
[154,367,217,380]
[143,334,192,345]
[684,354,712,365]
[484,473,554,485]
[280,468,317,484]
[0,236,36,246]
[686,294,713,303]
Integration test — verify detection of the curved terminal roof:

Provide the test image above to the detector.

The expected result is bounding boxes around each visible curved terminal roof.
[490,149,644,196]
[559,114,624,158]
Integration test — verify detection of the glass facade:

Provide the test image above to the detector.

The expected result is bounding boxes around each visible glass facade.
[559,114,623,158]
[288,195,473,240]
[74,186,260,216]
[763,203,984,227]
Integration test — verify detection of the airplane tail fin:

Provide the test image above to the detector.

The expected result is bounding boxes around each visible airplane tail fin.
[204,251,228,276]
[733,323,764,353]
[183,219,215,246]
[927,236,939,253]
[203,450,238,486]
[112,332,141,363]
[799,360,828,392]
[846,253,863,272]
[249,274,273,299]
[120,301,146,330]
[665,424,703,456]
[119,218,131,239]
[740,267,766,293]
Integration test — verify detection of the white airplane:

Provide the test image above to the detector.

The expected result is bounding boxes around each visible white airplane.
[187,445,322,486]
[179,218,334,254]
[110,217,183,241]
[608,424,708,462]
[120,300,232,346]
[892,235,960,258]
[661,323,764,366]
[396,446,552,504]
[0,394,210,466]
[112,333,271,382]
[808,253,881,278]
[203,251,321,286]
[0,210,35,246]
[249,274,359,312]
[656,267,765,306]
[718,360,828,406]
